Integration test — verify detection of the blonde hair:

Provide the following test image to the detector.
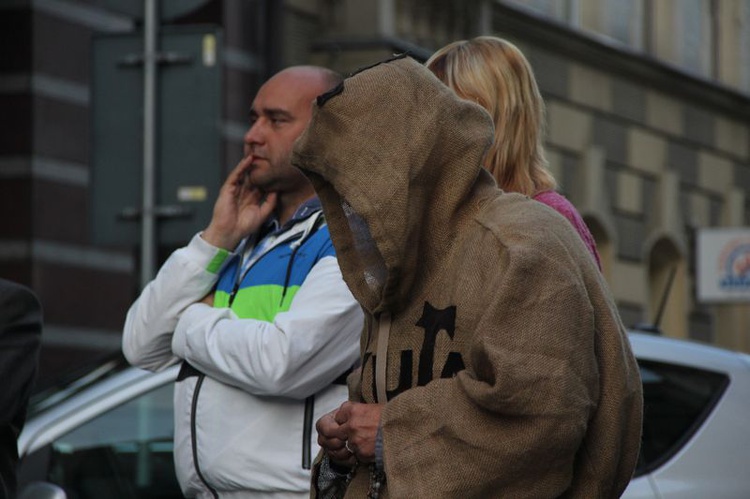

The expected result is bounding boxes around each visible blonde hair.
[426,36,556,196]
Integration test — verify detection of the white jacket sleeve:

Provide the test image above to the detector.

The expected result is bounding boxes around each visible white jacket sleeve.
[122,233,233,372]
[171,255,363,400]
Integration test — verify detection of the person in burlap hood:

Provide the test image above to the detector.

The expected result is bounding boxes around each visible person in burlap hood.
[292,55,642,498]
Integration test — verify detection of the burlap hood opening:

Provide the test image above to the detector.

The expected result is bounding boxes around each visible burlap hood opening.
[292,56,495,314]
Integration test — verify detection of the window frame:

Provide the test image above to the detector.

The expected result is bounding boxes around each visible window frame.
[634,358,730,477]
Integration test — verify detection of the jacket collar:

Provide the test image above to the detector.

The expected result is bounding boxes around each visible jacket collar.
[263,197,322,236]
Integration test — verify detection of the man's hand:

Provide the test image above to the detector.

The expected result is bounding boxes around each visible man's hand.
[317,402,383,465]
[199,292,214,307]
[202,155,278,250]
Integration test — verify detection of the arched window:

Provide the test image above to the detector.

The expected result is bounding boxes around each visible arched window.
[584,214,613,278]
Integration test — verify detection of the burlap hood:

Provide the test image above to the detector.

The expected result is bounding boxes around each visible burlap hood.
[294,56,642,498]
[292,55,495,315]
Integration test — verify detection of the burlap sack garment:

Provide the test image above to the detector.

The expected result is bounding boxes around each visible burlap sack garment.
[293,56,642,499]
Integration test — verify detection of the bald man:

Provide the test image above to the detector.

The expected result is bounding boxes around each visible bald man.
[123,67,363,498]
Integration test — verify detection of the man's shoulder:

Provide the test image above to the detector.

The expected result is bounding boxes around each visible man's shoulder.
[285,209,334,247]
[296,218,336,260]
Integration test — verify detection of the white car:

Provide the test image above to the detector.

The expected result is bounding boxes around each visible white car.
[18,357,182,498]
[17,332,750,498]
[623,332,750,498]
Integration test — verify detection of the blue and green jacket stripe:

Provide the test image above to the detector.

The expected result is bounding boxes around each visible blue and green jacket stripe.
[212,201,334,322]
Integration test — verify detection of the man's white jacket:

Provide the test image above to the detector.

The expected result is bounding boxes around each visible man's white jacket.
[123,207,363,498]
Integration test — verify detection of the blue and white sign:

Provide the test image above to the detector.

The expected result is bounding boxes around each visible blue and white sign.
[697,228,750,302]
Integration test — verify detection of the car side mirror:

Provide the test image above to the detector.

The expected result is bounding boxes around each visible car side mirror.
[17,481,67,499]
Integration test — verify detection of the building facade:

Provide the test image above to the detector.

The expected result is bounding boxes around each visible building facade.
[1,0,273,383]
[2,0,749,384]
[243,0,750,353]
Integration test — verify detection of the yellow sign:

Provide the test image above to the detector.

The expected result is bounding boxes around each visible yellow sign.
[177,186,208,202]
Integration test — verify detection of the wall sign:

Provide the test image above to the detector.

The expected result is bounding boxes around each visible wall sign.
[697,228,750,302]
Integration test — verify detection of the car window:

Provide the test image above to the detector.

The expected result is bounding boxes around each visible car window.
[20,382,182,498]
[636,359,729,476]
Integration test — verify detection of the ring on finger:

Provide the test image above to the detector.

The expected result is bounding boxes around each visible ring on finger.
[344,440,353,454]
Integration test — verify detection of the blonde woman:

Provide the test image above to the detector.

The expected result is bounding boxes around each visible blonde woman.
[426,36,601,269]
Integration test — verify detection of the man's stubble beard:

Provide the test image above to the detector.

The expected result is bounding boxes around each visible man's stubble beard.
[250,152,305,194]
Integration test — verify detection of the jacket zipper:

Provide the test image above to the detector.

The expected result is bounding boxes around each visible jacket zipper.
[218,212,326,474]
[287,213,324,469]
[302,395,315,469]
[191,374,219,498]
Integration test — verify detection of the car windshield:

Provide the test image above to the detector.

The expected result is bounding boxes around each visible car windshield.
[28,351,130,417]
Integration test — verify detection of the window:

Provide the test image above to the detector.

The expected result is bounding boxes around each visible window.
[19,383,181,499]
[677,0,714,77]
[603,0,644,50]
[742,1,750,93]
[636,359,729,475]
[504,0,576,23]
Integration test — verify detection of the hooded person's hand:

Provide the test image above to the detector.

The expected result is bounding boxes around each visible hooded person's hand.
[317,401,383,465]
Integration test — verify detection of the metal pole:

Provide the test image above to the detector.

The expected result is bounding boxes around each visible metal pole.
[141,0,158,289]
[137,3,159,487]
